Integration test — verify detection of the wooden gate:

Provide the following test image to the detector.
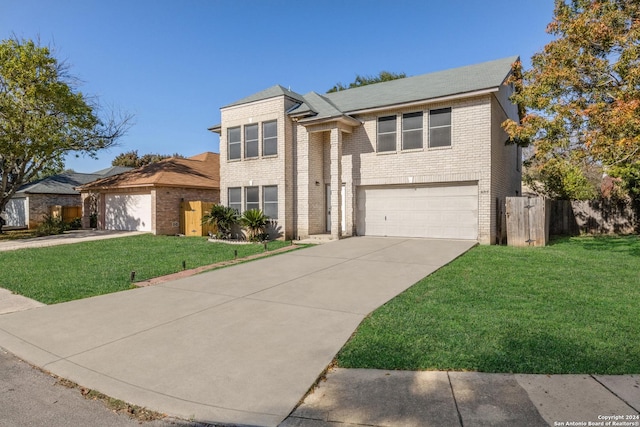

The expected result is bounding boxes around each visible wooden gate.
[50,205,82,223]
[505,197,551,247]
[181,201,216,236]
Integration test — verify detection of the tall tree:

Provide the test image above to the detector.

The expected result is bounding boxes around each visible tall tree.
[503,0,640,199]
[111,150,184,168]
[0,37,131,231]
[327,71,407,93]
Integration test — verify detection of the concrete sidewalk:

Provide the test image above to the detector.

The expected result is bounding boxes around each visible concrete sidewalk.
[0,237,476,426]
[283,369,640,426]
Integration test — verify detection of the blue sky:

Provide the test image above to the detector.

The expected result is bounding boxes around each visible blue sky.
[2,0,555,172]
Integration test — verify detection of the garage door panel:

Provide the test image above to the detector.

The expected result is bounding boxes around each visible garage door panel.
[356,184,478,240]
[105,194,152,232]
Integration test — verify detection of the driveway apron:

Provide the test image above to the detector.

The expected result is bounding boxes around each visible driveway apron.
[0,237,475,426]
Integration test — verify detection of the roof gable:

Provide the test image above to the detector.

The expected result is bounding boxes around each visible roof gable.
[223,84,306,109]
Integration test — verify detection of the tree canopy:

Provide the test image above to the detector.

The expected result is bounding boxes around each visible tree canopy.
[503,0,640,199]
[111,150,184,168]
[0,37,131,229]
[327,71,407,93]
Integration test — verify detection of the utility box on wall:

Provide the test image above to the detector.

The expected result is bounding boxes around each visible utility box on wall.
[180,201,216,236]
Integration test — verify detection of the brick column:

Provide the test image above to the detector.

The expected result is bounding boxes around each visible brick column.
[330,127,342,239]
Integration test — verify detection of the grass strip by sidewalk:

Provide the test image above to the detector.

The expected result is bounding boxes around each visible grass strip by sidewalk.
[336,235,640,375]
[0,234,291,304]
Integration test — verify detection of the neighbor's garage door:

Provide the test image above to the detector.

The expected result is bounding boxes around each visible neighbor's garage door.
[356,183,478,240]
[104,194,152,231]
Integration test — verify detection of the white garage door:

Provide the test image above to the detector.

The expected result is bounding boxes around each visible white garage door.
[3,198,28,227]
[104,194,152,231]
[356,183,478,240]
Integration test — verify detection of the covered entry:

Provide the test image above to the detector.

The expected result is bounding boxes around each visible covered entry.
[356,183,478,240]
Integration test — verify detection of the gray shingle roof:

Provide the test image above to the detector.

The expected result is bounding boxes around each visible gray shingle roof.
[223,84,306,108]
[320,56,518,115]
[16,167,132,195]
[218,56,518,124]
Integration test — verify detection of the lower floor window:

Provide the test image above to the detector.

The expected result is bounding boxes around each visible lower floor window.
[245,186,259,211]
[263,186,278,219]
[228,187,241,213]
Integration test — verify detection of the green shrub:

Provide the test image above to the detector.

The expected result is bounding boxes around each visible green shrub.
[240,209,269,242]
[36,214,68,236]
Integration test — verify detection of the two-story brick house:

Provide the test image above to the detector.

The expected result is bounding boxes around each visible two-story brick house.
[211,56,521,244]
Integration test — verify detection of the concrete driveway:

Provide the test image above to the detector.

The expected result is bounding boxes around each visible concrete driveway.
[0,237,475,426]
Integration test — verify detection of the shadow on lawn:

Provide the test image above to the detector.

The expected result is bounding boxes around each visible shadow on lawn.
[549,234,640,256]
[474,330,640,375]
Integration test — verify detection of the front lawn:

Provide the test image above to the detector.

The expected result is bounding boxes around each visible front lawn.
[336,235,640,374]
[0,234,291,304]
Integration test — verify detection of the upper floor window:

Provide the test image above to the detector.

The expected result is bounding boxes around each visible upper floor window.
[228,187,241,213]
[263,121,278,156]
[245,186,259,211]
[228,127,241,160]
[429,108,451,148]
[245,124,259,158]
[377,115,396,152]
[402,112,423,150]
[263,186,278,219]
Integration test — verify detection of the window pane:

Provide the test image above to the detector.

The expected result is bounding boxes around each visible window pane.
[378,116,396,133]
[228,187,241,213]
[378,134,396,152]
[263,186,278,219]
[228,127,241,143]
[263,121,277,138]
[430,108,451,128]
[263,186,277,202]
[245,141,258,158]
[245,187,259,211]
[430,127,451,147]
[403,112,422,130]
[245,124,258,140]
[228,127,241,160]
[228,143,241,159]
[402,130,423,150]
[263,137,277,156]
[263,121,277,156]
[402,112,423,150]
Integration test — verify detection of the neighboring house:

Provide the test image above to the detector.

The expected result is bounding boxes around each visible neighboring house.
[2,166,131,229]
[211,56,522,244]
[78,152,220,235]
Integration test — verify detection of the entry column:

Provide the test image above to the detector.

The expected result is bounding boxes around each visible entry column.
[330,127,342,239]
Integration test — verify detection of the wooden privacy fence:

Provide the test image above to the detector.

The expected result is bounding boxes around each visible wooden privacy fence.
[497,197,638,246]
[181,201,216,236]
[550,199,637,235]
[50,205,82,223]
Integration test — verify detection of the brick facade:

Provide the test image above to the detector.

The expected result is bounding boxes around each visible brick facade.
[84,187,219,235]
[26,194,81,229]
[217,63,521,244]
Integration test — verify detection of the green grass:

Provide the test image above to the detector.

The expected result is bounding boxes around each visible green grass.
[336,235,640,374]
[0,229,39,241]
[0,234,291,304]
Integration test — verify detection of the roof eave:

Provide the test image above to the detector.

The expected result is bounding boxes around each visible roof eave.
[346,87,500,116]
[297,114,361,127]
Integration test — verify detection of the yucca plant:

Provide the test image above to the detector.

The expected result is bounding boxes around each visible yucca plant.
[202,204,239,239]
[240,209,269,242]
